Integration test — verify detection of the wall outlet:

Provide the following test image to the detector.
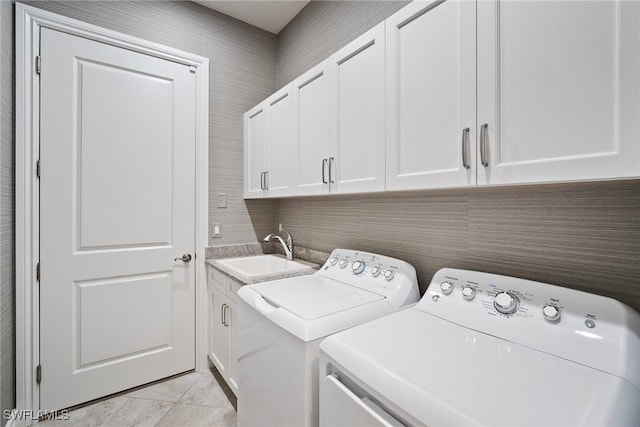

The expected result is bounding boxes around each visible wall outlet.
[211,223,222,238]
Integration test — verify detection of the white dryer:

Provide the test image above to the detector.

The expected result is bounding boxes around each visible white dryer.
[236,249,419,427]
[319,268,640,426]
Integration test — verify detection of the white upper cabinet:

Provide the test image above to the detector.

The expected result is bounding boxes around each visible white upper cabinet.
[267,87,294,197]
[386,0,477,191]
[292,62,334,196]
[477,0,640,185]
[244,105,269,198]
[245,0,640,200]
[329,22,386,194]
[244,85,294,198]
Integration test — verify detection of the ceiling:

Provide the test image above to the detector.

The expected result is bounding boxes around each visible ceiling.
[193,1,310,34]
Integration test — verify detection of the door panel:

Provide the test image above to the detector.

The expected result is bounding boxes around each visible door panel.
[244,106,269,198]
[75,273,172,366]
[228,302,239,393]
[386,0,476,191]
[331,23,385,194]
[293,64,333,195]
[477,0,640,184]
[78,60,173,248]
[210,289,230,377]
[268,88,294,196]
[40,28,196,410]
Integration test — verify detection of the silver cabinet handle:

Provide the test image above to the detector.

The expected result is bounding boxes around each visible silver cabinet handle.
[480,123,489,167]
[329,157,335,184]
[260,171,264,190]
[264,171,269,190]
[461,127,470,169]
[222,304,229,327]
[220,303,226,325]
[322,159,328,184]
[174,254,192,262]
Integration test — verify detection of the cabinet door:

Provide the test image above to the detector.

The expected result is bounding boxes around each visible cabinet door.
[209,287,230,378]
[267,85,294,197]
[329,23,386,194]
[478,0,640,185]
[244,103,269,198]
[386,0,476,191]
[227,302,239,394]
[293,63,334,196]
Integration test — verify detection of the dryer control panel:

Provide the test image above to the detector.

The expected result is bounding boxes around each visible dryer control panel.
[418,268,640,392]
[319,249,419,310]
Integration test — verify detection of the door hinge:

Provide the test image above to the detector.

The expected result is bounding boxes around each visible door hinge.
[36,262,40,282]
[35,56,41,75]
[189,65,196,74]
[36,365,42,384]
[36,159,41,178]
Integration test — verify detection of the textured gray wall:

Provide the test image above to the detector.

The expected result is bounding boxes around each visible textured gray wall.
[276,0,408,88]
[274,1,640,312]
[23,0,277,246]
[0,0,15,424]
[276,181,640,311]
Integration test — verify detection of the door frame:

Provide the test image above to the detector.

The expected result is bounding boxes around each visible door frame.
[15,4,209,423]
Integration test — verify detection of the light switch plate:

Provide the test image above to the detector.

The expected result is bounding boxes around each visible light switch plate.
[211,223,221,238]
[217,193,227,208]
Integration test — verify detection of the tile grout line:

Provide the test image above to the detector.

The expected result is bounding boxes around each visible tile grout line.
[152,401,177,427]
[175,371,203,403]
[153,372,215,427]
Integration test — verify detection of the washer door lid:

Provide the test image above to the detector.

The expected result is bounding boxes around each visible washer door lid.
[251,275,385,320]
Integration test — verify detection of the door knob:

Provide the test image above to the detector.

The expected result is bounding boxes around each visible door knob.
[174,254,192,262]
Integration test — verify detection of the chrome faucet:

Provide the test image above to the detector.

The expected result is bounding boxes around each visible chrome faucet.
[263,224,294,260]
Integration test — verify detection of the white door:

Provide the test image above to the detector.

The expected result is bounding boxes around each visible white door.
[244,104,269,198]
[330,22,386,195]
[293,63,334,196]
[267,85,294,197]
[477,0,640,185]
[39,28,196,410]
[386,0,476,191]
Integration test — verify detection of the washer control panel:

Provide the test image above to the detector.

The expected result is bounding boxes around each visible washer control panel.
[417,268,640,390]
[319,249,419,309]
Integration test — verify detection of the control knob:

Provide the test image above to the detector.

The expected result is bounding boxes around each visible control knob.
[351,260,366,275]
[461,286,476,300]
[383,269,395,281]
[329,257,338,266]
[542,304,561,322]
[493,292,519,314]
[440,281,454,295]
[370,266,381,277]
[338,260,348,269]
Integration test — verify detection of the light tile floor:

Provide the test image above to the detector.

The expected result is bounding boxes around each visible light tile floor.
[38,370,236,427]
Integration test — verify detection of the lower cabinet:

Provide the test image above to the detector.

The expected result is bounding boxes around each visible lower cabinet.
[207,265,241,394]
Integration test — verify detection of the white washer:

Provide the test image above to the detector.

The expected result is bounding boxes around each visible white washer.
[319,268,640,426]
[236,249,419,427]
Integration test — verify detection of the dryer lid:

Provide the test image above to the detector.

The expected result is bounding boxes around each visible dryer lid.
[250,275,385,320]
